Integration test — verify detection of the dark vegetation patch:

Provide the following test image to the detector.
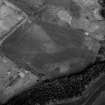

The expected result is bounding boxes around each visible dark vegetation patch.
[3,61,105,105]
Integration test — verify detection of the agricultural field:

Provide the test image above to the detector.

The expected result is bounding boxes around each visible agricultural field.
[0,0,105,105]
